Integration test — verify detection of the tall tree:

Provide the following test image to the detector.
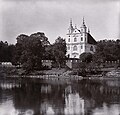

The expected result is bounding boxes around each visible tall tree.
[14,32,48,73]
[52,36,67,68]
[20,36,44,72]
[13,34,29,65]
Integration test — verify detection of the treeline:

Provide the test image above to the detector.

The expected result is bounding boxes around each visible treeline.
[0,32,66,73]
[80,39,120,63]
[79,39,120,76]
[94,39,120,62]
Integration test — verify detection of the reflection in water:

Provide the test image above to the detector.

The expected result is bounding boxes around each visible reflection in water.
[41,85,52,93]
[93,103,120,115]
[0,100,19,115]
[0,79,120,115]
[64,85,84,114]
[64,93,84,114]
[41,102,55,114]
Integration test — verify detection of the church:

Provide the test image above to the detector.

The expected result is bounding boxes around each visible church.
[66,18,97,59]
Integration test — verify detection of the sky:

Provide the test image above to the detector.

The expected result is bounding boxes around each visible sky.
[0,0,120,44]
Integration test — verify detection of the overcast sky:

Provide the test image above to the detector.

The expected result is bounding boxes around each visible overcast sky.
[0,0,120,44]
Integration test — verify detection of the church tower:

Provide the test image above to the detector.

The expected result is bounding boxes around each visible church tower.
[80,18,87,43]
[68,19,74,34]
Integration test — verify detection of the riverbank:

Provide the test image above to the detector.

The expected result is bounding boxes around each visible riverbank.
[7,74,83,81]
[0,67,120,80]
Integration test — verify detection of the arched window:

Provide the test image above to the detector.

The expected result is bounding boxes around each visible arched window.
[74,38,77,42]
[68,38,70,42]
[73,45,77,51]
[90,46,93,51]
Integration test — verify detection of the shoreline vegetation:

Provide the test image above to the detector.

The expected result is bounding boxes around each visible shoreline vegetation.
[0,66,120,80]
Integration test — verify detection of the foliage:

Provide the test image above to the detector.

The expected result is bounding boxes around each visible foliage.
[43,45,53,60]
[78,39,120,76]
[52,36,67,68]
[12,34,29,65]
[0,41,15,62]
[80,52,93,63]
[93,39,120,62]
[13,32,49,73]
[30,32,50,46]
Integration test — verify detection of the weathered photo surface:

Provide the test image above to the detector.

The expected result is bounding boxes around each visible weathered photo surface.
[0,0,120,115]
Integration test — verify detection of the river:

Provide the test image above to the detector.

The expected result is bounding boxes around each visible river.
[0,78,120,115]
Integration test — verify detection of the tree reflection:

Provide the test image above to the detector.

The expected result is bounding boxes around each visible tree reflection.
[13,83,65,115]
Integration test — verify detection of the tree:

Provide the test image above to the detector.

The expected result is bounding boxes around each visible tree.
[94,39,120,62]
[13,34,29,65]
[0,41,15,62]
[21,37,44,72]
[80,52,93,63]
[52,37,67,68]
[30,32,50,46]
[30,32,50,59]
[14,32,48,73]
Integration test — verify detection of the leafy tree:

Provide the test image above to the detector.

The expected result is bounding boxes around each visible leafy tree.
[52,36,67,68]
[44,45,54,60]
[80,52,93,63]
[30,32,50,59]
[94,39,120,62]
[20,37,44,72]
[30,32,50,46]
[14,32,48,73]
[0,41,15,62]
[13,34,29,65]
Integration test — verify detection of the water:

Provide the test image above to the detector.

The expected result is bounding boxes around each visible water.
[0,78,120,115]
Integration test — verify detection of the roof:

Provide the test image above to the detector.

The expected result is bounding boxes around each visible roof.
[87,33,97,45]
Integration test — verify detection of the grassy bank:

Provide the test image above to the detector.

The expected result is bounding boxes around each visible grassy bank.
[0,66,120,79]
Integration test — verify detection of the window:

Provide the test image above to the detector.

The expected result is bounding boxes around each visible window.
[67,54,70,58]
[68,38,70,42]
[81,45,83,49]
[81,33,83,36]
[73,45,77,51]
[67,45,70,50]
[74,55,76,58]
[74,38,77,42]
[90,46,93,51]
[81,37,83,41]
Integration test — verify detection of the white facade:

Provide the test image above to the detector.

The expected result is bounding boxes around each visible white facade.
[66,18,96,58]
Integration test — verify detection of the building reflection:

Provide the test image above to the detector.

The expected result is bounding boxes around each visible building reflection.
[40,101,55,114]
[64,85,84,115]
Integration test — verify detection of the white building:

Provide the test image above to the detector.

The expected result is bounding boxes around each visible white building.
[66,18,97,59]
